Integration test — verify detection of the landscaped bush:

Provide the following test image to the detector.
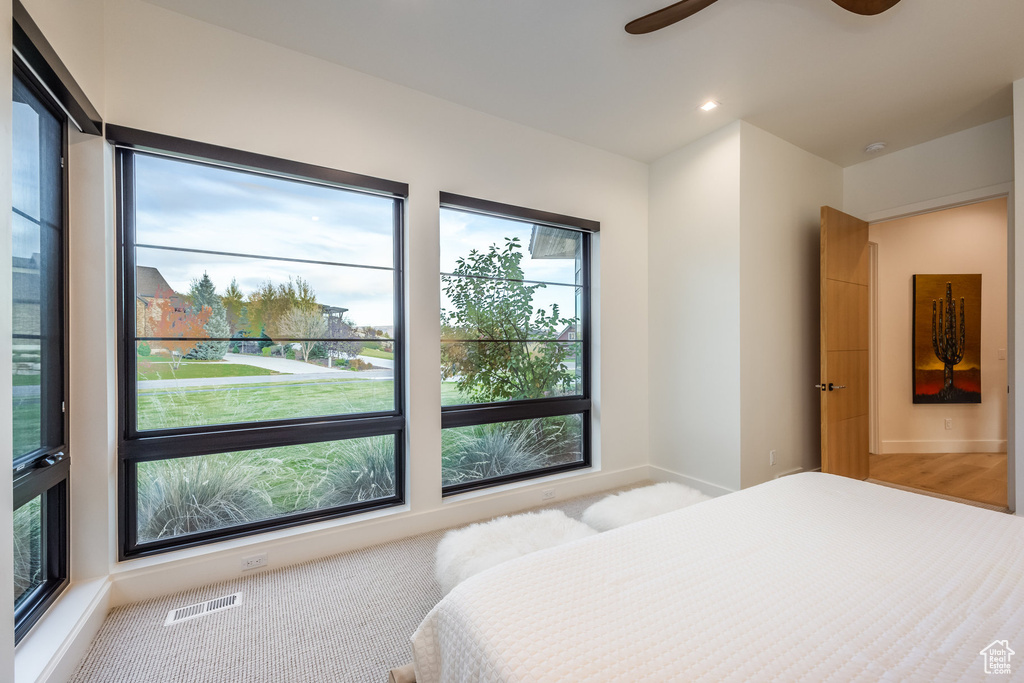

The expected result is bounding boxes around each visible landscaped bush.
[136,454,274,542]
[262,346,273,357]
[137,342,151,357]
[13,499,41,602]
[442,420,562,486]
[313,437,395,507]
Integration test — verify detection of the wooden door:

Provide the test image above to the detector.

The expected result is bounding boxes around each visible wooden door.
[820,206,869,479]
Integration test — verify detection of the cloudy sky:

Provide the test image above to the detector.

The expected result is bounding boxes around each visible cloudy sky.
[134,153,397,328]
[132,153,582,333]
[440,208,581,332]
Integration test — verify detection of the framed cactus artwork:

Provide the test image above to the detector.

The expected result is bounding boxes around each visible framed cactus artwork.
[912,274,982,404]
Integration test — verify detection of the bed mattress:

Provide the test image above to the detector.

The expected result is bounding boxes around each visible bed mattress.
[411,473,1024,682]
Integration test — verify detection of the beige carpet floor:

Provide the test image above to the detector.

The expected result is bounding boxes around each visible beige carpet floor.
[69,487,633,683]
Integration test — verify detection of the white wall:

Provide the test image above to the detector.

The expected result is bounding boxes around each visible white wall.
[648,122,742,494]
[870,199,1008,454]
[19,0,105,114]
[844,117,1013,221]
[648,121,842,493]
[84,0,649,600]
[66,134,117,582]
[738,122,843,487]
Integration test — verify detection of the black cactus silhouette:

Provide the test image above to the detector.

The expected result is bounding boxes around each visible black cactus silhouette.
[931,281,965,401]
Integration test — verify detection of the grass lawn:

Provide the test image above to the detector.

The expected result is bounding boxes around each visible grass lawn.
[137,378,396,430]
[140,380,471,431]
[137,359,280,381]
[358,348,394,360]
[441,381,475,405]
[13,374,39,387]
[13,400,40,457]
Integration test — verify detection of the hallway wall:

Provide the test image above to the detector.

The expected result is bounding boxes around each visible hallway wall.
[870,198,1008,453]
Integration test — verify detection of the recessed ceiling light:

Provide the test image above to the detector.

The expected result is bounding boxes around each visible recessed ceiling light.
[700,100,720,112]
[864,142,887,154]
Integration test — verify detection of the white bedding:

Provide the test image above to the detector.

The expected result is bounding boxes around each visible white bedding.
[412,473,1024,682]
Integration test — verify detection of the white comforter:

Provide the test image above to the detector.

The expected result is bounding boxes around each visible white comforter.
[412,473,1024,682]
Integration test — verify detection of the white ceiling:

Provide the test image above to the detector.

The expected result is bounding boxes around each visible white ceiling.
[141,0,1024,166]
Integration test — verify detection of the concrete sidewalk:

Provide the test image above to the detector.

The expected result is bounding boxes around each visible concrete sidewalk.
[356,354,394,369]
[221,352,329,374]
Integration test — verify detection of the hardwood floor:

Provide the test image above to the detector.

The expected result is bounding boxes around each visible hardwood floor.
[869,452,1007,508]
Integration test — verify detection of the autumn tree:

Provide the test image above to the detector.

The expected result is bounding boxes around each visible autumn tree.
[150,285,212,369]
[440,238,577,402]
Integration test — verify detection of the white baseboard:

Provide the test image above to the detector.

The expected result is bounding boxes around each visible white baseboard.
[110,465,650,608]
[880,440,1007,454]
[774,466,810,479]
[15,577,111,683]
[647,466,737,498]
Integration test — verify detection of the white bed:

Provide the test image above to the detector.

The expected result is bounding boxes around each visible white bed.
[411,473,1024,682]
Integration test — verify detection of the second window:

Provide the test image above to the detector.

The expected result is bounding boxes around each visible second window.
[439,193,596,494]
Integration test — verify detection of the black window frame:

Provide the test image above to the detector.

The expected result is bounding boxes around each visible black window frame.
[11,0,102,644]
[439,192,597,495]
[11,62,69,640]
[110,126,408,559]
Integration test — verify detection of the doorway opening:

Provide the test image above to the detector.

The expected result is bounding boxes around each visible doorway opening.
[867,198,1008,509]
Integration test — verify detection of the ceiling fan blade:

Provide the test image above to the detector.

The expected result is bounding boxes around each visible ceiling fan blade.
[625,0,722,35]
[830,0,901,16]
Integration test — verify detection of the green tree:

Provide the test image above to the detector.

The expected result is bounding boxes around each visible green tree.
[186,272,229,360]
[441,237,577,402]
[222,278,247,335]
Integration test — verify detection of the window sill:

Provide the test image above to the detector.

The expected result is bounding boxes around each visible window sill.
[15,577,111,683]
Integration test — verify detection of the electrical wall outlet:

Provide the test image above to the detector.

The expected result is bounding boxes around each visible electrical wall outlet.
[241,553,267,571]
[541,488,556,501]
[944,418,953,430]
[769,450,777,467]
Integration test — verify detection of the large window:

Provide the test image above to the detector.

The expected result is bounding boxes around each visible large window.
[112,127,406,558]
[439,193,595,494]
[12,66,70,641]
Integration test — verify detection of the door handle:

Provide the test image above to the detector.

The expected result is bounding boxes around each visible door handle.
[828,383,846,391]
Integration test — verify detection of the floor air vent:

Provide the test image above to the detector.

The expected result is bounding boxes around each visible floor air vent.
[165,593,242,626]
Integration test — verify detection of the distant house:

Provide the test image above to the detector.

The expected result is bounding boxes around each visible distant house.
[135,266,185,338]
[529,225,579,260]
[322,304,350,338]
[557,324,577,341]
